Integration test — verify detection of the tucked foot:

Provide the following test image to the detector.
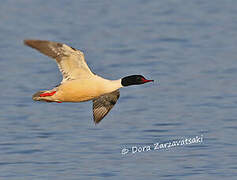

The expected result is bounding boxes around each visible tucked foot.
[39,91,56,97]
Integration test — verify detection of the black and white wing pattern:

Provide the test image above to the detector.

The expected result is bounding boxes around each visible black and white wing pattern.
[92,90,120,124]
[24,40,94,83]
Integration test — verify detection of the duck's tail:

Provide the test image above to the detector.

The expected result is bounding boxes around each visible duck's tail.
[32,90,57,102]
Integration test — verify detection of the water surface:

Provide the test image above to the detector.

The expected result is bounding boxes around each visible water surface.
[0,0,237,179]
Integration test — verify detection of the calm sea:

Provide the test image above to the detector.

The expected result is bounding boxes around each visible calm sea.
[0,0,237,179]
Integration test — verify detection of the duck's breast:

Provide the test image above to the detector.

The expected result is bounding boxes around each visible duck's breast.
[55,77,117,102]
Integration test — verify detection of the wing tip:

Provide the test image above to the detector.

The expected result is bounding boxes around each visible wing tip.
[24,39,32,46]
[24,39,40,48]
[94,120,99,125]
[93,114,102,124]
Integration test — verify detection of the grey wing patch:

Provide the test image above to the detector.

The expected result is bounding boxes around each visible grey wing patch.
[24,39,94,83]
[92,90,120,124]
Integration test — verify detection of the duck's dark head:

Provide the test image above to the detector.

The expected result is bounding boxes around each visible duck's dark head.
[121,75,154,87]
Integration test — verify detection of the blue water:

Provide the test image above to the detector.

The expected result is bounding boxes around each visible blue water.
[1,0,237,179]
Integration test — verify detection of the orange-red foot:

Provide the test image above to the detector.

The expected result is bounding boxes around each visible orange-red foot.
[39,91,56,97]
[57,101,62,103]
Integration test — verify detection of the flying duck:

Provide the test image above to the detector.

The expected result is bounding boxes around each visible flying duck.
[24,40,154,124]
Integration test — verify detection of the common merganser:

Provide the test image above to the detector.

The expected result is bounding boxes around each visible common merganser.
[24,40,154,124]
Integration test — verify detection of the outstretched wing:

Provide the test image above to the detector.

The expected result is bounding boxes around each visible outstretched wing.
[24,39,94,83]
[93,90,120,124]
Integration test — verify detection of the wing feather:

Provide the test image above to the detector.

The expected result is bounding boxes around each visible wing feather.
[92,90,120,124]
[24,39,94,83]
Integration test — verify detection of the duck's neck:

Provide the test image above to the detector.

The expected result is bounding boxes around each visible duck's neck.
[106,79,123,91]
[95,75,123,93]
